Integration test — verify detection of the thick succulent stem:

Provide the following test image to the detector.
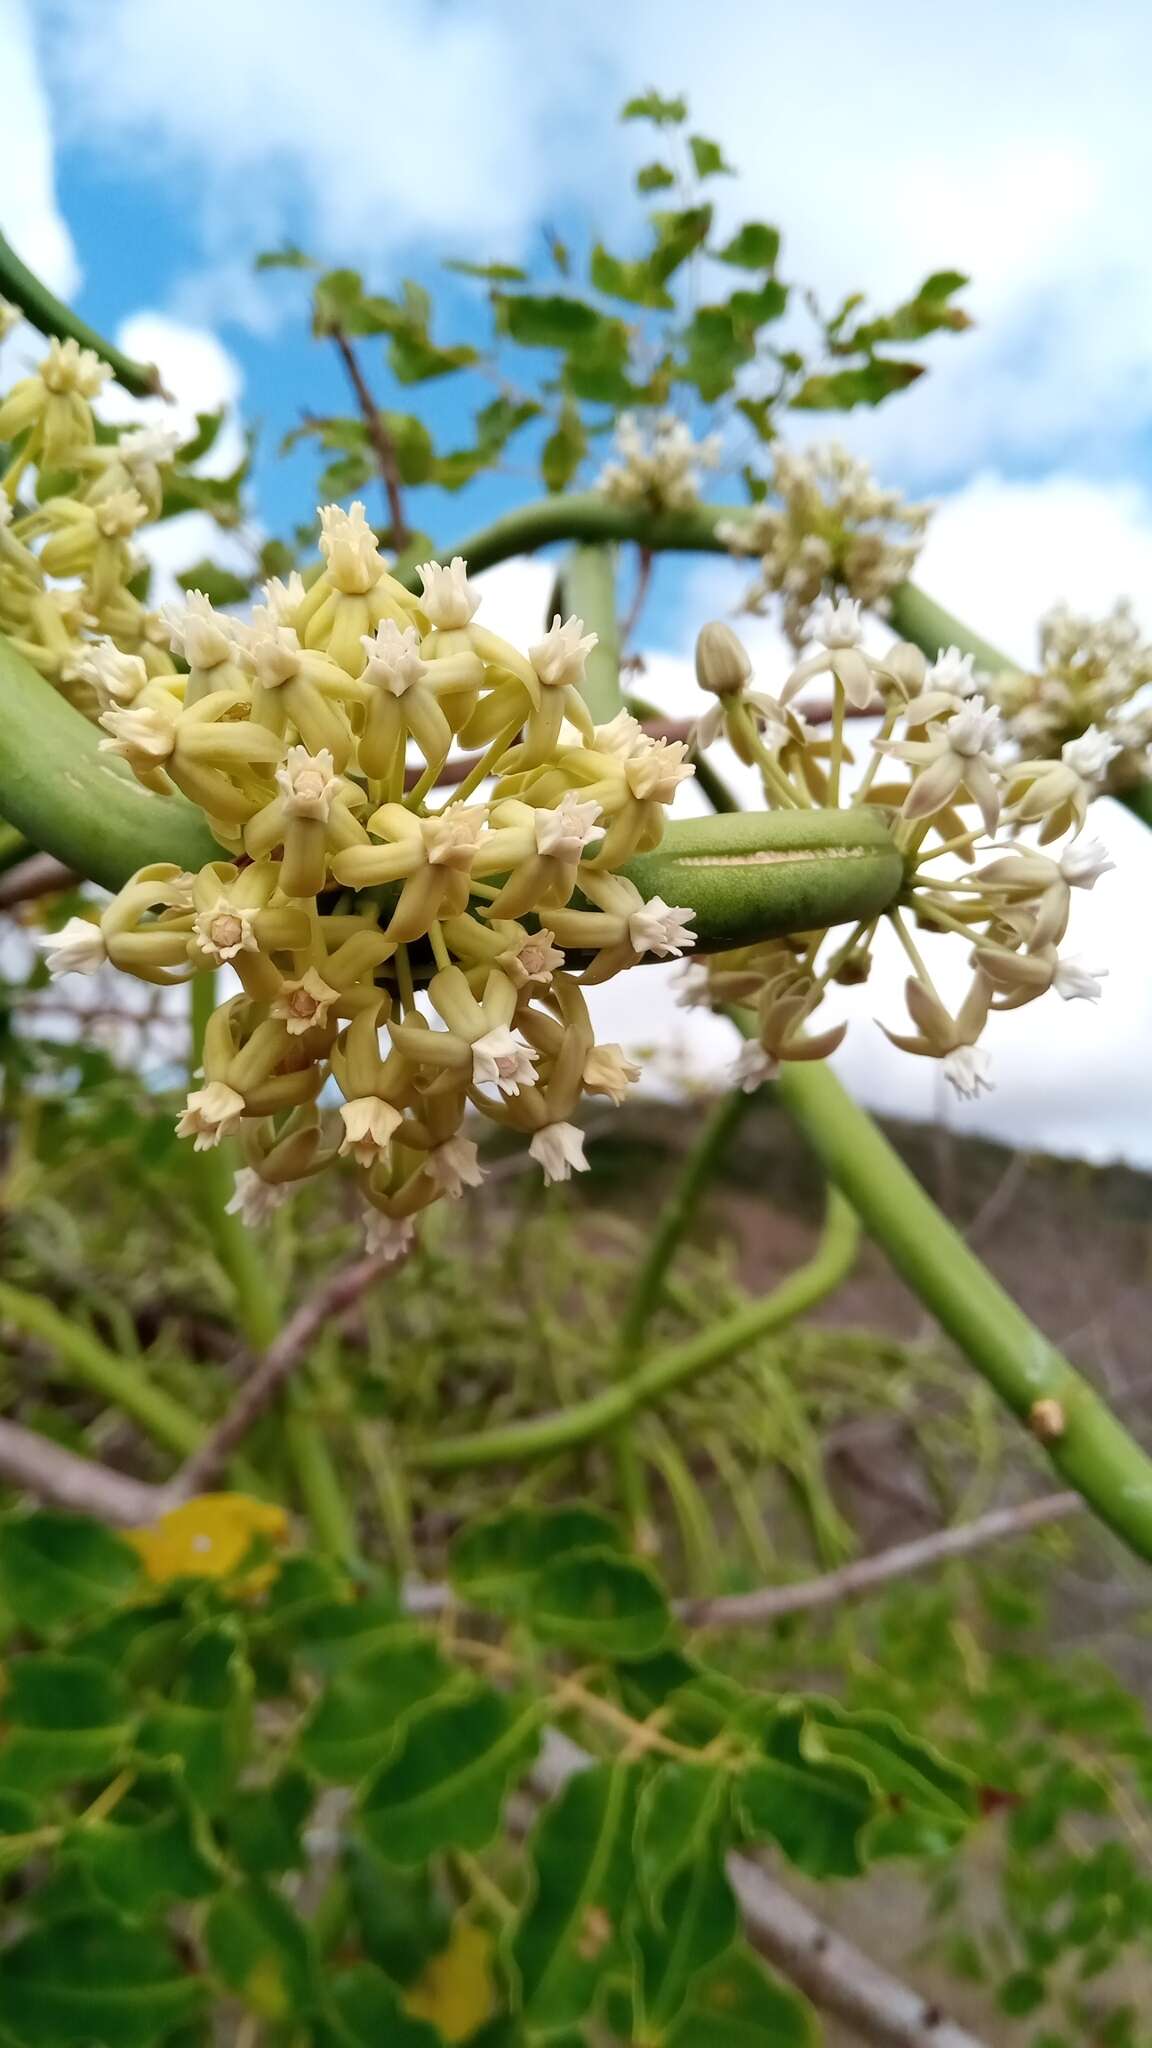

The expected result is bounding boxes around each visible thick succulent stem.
[0,230,164,398]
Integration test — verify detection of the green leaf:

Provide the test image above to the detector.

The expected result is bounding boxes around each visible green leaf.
[312,268,377,335]
[381,411,435,485]
[715,222,781,270]
[735,394,777,442]
[0,1654,135,1796]
[528,1547,671,1660]
[0,1913,203,2047]
[255,243,315,272]
[318,1964,441,2047]
[226,1767,314,1875]
[665,1944,816,2046]
[389,329,479,385]
[791,359,925,409]
[70,1776,221,1913]
[737,1709,872,1878]
[679,304,755,401]
[803,1701,976,1857]
[636,162,676,192]
[589,243,675,311]
[689,136,733,178]
[345,1844,453,1986]
[359,1685,539,1866]
[177,408,226,464]
[650,205,713,283]
[541,405,587,493]
[0,1512,141,1633]
[512,1761,639,2034]
[726,280,788,328]
[636,1763,730,1910]
[174,558,252,607]
[450,1505,623,1613]
[277,1591,407,1673]
[497,294,603,348]
[205,1882,316,2021]
[622,90,688,126]
[634,1849,739,2038]
[563,318,641,404]
[135,1625,251,1810]
[299,1636,457,1781]
[445,258,528,282]
[318,452,374,499]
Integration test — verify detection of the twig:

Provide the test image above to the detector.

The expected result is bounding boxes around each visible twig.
[172,1249,396,1495]
[0,854,77,909]
[528,1728,990,2048]
[679,1490,1082,1629]
[329,328,410,548]
[0,1417,165,1525]
[619,544,654,654]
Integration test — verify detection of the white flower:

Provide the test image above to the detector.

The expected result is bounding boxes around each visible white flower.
[81,639,149,706]
[1052,956,1107,1003]
[529,614,598,690]
[427,1134,485,1198]
[582,1044,641,1104]
[319,502,381,593]
[812,596,863,649]
[42,337,110,397]
[594,710,646,757]
[416,554,479,629]
[623,736,696,803]
[95,488,149,539]
[732,1041,779,1092]
[248,621,303,690]
[193,901,258,964]
[674,962,712,1009]
[116,425,181,472]
[927,646,977,696]
[275,745,342,821]
[176,1081,247,1150]
[338,1096,404,1169]
[260,572,307,624]
[942,1046,994,1100]
[272,968,340,1035]
[164,590,237,671]
[529,1121,589,1184]
[534,794,604,861]
[946,696,1002,759]
[360,619,428,696]
[225,1169,293,1228]
[37,915,106,977]
[1058,836,1115,888]
[98,701,177,763]
[506,929,564,988]
[1061,726,1122,784]
[471,1027,539,1095]
[424,809,485,868]
[362,1211,417,1263]
[627,897,696,958]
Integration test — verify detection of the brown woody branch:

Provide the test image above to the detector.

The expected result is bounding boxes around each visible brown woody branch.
[328,328,410,549]
[0,853,77,909]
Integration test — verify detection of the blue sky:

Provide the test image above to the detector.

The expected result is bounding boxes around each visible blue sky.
[7,0,1152,1162]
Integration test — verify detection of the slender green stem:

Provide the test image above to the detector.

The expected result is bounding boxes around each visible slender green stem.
[405,1190,858,1471]
[283,1398,358,1557]
[0,230,164,398]
[772,1057,1152,1563]
[886,585,1017,677]
[0,1279,201,1457]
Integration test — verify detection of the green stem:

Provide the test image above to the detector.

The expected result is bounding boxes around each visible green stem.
[886,584,1017,677]
[0,231,163,398]
[405,1189,857,1472]
[284,1398,358,1557]
[0,1279,201,1457]
[773,1057,1152,1563]
[415,492,741,582]
[555,544,622,723]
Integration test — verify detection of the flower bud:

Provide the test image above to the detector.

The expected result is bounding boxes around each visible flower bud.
[694,620,752,699]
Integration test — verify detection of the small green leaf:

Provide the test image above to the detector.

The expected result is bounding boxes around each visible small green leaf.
[589,244,675,311]
[205,1882,316,2021]
[497,294,603,348]
[450,1505,623,1612]
[512,1761,639,2034]
[175,558,252,607]
[318,452,374,499]
[226,1767,314,1875]
[622,90,688,126]
[665,1944,817,2045]
[299,1637,457,1781]
[738,1710,872,1878]
[0,1654,134,1796]
[735,394,777,442]
[563,318,640,404]
[70,1776,221,1913]
[389,330,479,384]
[136,1625,251,1810]
[541,405,588,493]
[382,411,435,485]
[636,1763,730,1909]
[679,304,755,401]
[445,258,528,283]
[255,243,315,272]
[791,359,925,409]
[636,162,676,192]
[0,1512,141,1633]
[689,136,733,178]
[650,204,713,282]
[0,1913,204,2047]
[715,222,781,270]
[177,408,226,463]
[999,1970,1046,2017]
[359,1685,539,1866]
[528,1547,671,1660]
[634,1849,739,2037]
[282,1592,407,1673]
[312,268,377,335]
[345,1844,453,1986]
[726,280,788,328]
[318,1964,441,2047]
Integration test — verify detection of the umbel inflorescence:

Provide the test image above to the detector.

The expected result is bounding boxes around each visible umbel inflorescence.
[38,500,698,1252]
[686,607,1117,1104]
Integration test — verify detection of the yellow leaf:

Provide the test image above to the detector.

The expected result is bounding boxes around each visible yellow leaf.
[127,1492,289,1591]
[403,1920,496,2043]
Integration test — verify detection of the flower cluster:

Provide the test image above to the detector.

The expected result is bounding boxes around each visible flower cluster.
[598,411,722,513]
[719,443,933,648]
[0,332,184,708]
[39,506,698,1252]
[989,598,1152,790]
[686,602,1115,1101]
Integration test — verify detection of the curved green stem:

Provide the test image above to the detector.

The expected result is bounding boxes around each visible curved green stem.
[405,1189,858,1472]
[886,585,1017,677]
[773,1057,1152,1563]
[412,492,739,582]
[0,1279,202,1458]
[0,231,164,398]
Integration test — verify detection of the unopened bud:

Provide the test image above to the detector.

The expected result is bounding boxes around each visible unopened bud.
[694,620,752,698]
[1029,1397,1066,1442]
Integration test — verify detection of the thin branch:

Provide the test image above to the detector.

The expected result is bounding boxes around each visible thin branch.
[0,853,77,909]
[0,1417,165,1525]
[529,1728,990,2048]
[172,1249,396,1495]
[619,544,654,654]
[329,328,410,548]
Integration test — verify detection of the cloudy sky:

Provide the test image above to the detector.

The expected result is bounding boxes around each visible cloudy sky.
[6,0,1152,1164]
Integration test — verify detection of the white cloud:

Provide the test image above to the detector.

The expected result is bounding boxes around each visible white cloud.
[0,0,75,294]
